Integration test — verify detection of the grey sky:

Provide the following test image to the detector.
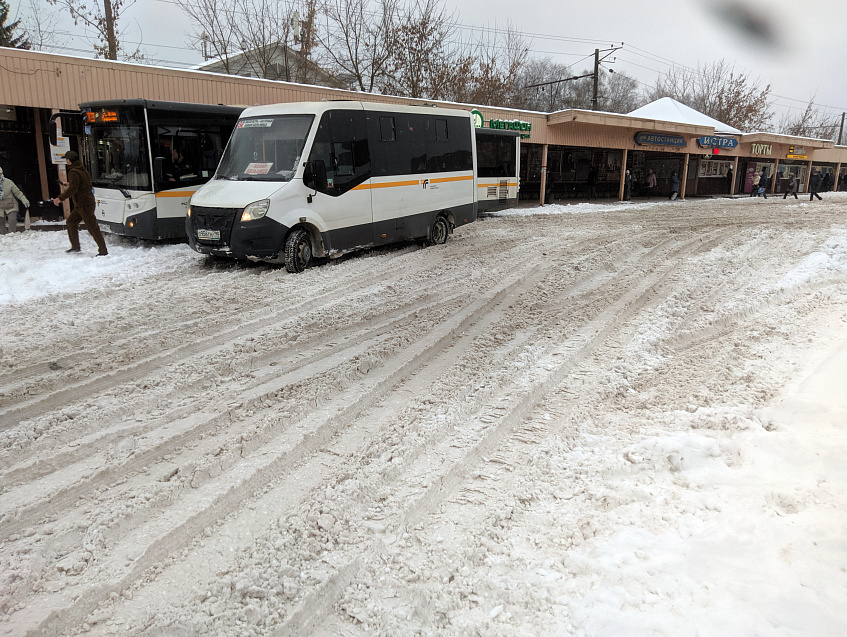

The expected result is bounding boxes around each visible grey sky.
[11,0,847,121]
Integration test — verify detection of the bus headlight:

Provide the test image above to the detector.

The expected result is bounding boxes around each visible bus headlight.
[241,199,270,222]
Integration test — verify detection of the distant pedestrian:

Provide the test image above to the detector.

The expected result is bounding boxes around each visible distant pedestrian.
[51,150,108,256]
[646,168,657,197]
[623,169,632,200]
[822,171,834,192]
[750,171,760,197]
[808,171,823,201]
[669,170,679,200]
[0,166,29,235]
[726,166,733,194]
[759,170,769,199]
[587,165,598,199]
[783,172,798,199]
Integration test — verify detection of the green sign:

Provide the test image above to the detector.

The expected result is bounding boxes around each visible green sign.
[489,118,532,139]
[471,109,484,129]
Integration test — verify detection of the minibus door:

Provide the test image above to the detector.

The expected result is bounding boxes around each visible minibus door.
[306,110,373,251]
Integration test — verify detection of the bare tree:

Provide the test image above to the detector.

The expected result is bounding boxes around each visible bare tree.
[455,22,529,107]
[45,0,135,59]
[316,0,396,92]
[777,99,840,140]
[380,0,460,99]
[20,0,60,52]
[648,59,772,132]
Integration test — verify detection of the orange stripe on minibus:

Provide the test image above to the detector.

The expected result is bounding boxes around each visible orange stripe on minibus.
[431,175,474,184]
[477,182,517,187]
[353,180,420,190]
[155,191,196,198]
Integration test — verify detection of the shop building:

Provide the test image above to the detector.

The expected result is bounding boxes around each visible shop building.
[1,47,845,213]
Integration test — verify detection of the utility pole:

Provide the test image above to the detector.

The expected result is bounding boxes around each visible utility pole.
[839,112,845,146]
[591,44,622,111]
[592,49,599,111]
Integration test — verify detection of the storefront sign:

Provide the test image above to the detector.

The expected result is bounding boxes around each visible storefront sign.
[787,145,807,159]
[634,132,686,147]
[698,136,738,149]
[489,118,532,139]
[471,109,484,129]
[750,143,772,156]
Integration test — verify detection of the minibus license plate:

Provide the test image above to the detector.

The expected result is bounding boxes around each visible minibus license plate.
[198,229,220,240]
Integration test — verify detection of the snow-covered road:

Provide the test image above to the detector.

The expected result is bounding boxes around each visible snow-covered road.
[1,196,846,636]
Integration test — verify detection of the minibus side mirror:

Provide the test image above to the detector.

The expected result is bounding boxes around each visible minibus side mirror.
[304,160,328,192]
[153,157,165,185]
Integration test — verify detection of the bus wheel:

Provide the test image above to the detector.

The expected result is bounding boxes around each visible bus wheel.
[284,229,313,273]
[428,216,449,246]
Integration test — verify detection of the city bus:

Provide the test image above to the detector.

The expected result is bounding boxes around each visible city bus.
[186,101,520,272]
[58,99,243,240]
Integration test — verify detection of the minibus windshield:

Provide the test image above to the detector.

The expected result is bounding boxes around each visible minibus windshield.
[216,114,315,181]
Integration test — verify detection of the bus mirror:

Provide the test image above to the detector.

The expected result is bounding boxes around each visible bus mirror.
[305,160,327,191]
[153,157,165,184]
[48,114,59,146]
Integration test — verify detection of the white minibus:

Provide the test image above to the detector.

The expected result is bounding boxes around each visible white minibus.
[186,101,519,271]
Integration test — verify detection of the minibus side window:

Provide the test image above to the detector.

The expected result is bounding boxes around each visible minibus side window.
[307,110,370,197]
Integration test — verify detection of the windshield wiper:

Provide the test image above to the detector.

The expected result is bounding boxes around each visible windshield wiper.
[118,186,132,199]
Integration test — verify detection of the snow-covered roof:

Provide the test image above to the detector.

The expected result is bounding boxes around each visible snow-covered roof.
[627,97,742,135]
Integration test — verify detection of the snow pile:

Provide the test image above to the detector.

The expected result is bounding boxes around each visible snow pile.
[0,231,197,306]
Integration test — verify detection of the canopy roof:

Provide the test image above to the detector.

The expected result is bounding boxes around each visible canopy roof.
[627,97,742,135]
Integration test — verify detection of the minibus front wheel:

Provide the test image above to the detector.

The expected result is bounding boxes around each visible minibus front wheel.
[284,228,313,273]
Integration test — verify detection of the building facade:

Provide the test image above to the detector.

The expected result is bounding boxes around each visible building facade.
[1,47,845,213]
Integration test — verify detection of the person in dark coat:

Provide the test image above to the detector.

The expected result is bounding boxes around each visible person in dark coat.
[822,171,834,192]
[669,171,679,200]
[783,172,798,199]
[808,171,823,201]
[587,165,598,199]
[759,170,769,199]
[623,169,632,200]
[52,150,108,255]
[726,167,733,194]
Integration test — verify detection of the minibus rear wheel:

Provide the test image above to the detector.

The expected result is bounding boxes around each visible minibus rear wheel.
[284,229,313,273]
[427,215,449,246]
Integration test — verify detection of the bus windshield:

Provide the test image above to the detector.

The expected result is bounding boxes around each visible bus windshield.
[216,115,315,181]
[87,124,151,190]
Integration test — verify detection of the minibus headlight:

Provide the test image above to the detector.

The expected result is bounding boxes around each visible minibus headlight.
[187,205,192,217]
[241,199,270,222]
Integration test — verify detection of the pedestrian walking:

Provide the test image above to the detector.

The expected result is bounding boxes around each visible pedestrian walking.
[51,150,109,255]
[783,172,798,199]
[669,170,679,200]
[587,165,598,199]
[0,166,30,235]
[808,171,823,201]
[646,168,657,197]
[759,170,769,199]
[623,170,632,201]
[750,171,760,197]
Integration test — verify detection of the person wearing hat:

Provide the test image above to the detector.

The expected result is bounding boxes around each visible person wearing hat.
[0,165,30,235]
[51,150,108,256]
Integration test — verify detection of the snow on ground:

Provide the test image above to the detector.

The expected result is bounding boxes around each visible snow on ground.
[0,231,196,306]
[0,195,845,636]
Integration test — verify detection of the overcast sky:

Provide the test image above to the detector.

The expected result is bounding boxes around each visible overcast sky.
[11,0,847,122]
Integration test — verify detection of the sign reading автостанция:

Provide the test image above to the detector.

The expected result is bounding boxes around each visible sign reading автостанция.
[634,132,687,147]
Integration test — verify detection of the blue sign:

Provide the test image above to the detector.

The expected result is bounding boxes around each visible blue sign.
[634,132,687,147]
[698,136,738,149]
